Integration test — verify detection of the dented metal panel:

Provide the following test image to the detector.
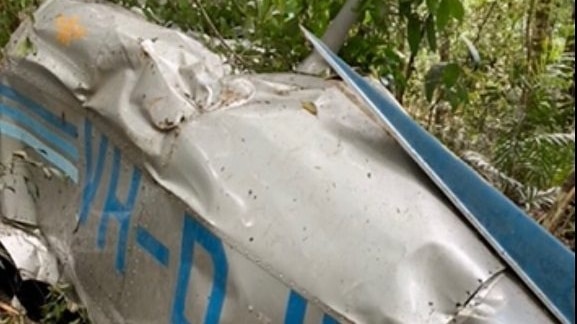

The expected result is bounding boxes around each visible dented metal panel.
[301,28,574,323]
[454,271,557,323]
[0,0,559,323]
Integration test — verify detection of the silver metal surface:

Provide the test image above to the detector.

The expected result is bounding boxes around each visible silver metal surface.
[0,0,558,322]
[454,271,557,323]
[0,224,59,284]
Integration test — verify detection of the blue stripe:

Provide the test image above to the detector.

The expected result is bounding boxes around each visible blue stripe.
[284,290,307,324]
[0,120,78,182]
[136,226,170,267]
[0,84,78,138]
[303,28,575,324]
[0,103,78,160]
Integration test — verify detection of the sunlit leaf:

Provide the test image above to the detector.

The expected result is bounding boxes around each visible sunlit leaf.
[436,0,451,29]
[426,0,439,13]
[449,0,465,22]
[442,62,461,86]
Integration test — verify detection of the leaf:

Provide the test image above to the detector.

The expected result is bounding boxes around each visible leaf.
[442,62,461,86]
[424,62,462,102]
[436,0,464,29]
[301,101,318,116]
[436,0,451,30]
[13,36,35,57]
[426,0,439,13]
[363,10,374,24]
[425,15,437,52]
[407,14,422,55]
[449,0,465,22]
[455,83,469,104]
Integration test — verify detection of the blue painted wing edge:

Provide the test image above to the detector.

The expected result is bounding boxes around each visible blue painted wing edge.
[300,27,575,323]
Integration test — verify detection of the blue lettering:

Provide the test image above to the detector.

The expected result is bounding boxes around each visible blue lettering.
[284,290,307,324]
[79,120,108,225]
[136,226,170,267]
[284,290,340,324]
[97,147,142,273]
[171,213,228,324]
[322,314,339,324]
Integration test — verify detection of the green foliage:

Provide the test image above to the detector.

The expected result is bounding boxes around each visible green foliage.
[425,15,437,52]
[424,62,463,102]
[436,0,464,29]
[407,13,422,55]
[0,283,88,323]
[112,0,346,71]
[41,284,89,324]
[0,0,39,56]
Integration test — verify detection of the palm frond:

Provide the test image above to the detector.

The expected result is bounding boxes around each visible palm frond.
[463,150,561,211]
[519,186,560,210]
[463,150,524,191]
[528,132,576,147]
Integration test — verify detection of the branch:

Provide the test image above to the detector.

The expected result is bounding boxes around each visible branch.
[397,18,428,105]
[191,0,249,70]
[426,93,444,130]
[525,0,536,70]
[473,1,497,44]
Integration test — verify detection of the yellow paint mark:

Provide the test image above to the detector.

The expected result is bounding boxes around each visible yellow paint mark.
[55,15,86,46]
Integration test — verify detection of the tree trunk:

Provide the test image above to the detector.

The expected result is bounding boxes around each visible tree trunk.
[565,4,575,99]
[541,169,575,232]
[523,0,557,117]
[528,0,556,72]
